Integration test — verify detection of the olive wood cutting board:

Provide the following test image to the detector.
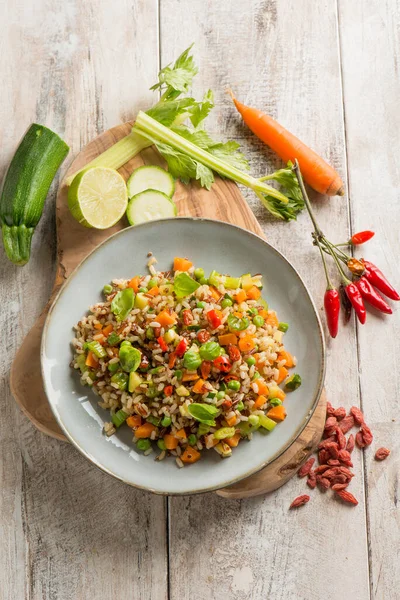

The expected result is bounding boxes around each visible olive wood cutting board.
[10,121,326,499]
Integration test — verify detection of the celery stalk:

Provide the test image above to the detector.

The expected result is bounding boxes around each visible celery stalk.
[134,111,289,205]
[65,132,151,186]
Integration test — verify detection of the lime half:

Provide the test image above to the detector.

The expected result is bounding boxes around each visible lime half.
[68,167,128,229]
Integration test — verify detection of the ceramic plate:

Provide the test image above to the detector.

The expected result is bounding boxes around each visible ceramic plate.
[41,218,325,494]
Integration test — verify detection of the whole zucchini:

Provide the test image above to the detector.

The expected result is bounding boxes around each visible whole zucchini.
[0,124,69,265]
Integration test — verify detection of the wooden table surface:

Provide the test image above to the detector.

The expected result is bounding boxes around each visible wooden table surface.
[1,1,399,598]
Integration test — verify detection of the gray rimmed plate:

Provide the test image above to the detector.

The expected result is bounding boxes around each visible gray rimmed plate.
[41,218,325,495]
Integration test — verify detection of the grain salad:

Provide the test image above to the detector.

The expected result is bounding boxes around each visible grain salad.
[71,255,301,467]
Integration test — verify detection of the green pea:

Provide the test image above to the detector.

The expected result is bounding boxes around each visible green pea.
[146,326,155,340]
[221,298,233,309]
[161,416,172,427]
[270,398,283,406]
[157,439,166,451]
[198,277,208,286]
[108,361,120,373]
[216,390,226,400]
[196,301,206,309]
[139,287,148,293]
[103,284,113,294]
[175,369,183,381]
[188,434,197,446]
[278,322,289,333]
[136,439,151,451]
[252,371,261,381]
[194,268,205,280]
[253,315,265,328]
[248,414,260,426]
[147,415,161,426]
[248,307,258,316]
[148,278,158,289]
[246,356,256,366]
[227,380,241,392]
[236,400,244,411]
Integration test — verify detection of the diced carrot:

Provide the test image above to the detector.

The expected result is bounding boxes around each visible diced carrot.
[85,351,98,368]
[226,432,241,448]
[126,415,142,428]
[265,312,279,327]
[94,323,103,330]
[252,395,267,410]
[181,446,201,464]
[235,290,247,304]
[168,352,177,369]
[247,285,261,300]
[135,423,156,438]
[209,286,222,301]
[258,309,269,319]
[164,385,173,397]
[233,312,243,318]
[218,333,238,346]
[175,428,187,439]
[164,434,179,450]
[182,372,200,382]
[192,378,206,394]
[128,276,140,292]
[222,399,233,410]
[238,335,256,352]
[173,257,193,271]
[278,350,295,368]
[147,286,160,297]
[200,361,211,380]
[225,415,238,427]
[155,310,177,327]
[276,366,289,385]
[255,378,269,396]
[102,324,113,337]
[267,405,287,422]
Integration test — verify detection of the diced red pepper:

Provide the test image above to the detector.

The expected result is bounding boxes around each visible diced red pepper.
[157,336,168,352]
[213,355,232,373]
[206,309,223,329]
[175,338,188,357]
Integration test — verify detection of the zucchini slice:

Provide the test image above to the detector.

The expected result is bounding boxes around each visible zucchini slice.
[126,190,177,226]
[127,166,175,199]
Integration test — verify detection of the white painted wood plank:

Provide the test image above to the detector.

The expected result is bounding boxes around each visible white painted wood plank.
[161,1,370,598]
[0,2,167,599]
[338,1,400,598]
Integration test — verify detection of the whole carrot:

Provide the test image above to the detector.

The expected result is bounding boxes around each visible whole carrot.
[230,93,344,197]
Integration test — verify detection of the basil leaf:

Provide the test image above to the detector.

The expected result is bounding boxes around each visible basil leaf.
[119,345,142,373]
[227,314,249,332]
[187,403,220,426]
[111,288,135,322]
[183,350,202,371]
[173,272,200,299]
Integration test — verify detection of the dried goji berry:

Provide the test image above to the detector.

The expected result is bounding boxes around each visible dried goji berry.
[327,459,341,466]
[331,483,349,491]
[338,415,355,434]
[326,402,335,417]
[298,457,316,478]
[315,465,330,474]
[335,489,358,505]
[334,407,346,420]
[375,447,390,461]
[356,431,366,448]
[346,434,355,453]
[336,426,347,450]
[318,449,330,465]
[317,477,331,489]
[350,406,365,425]
[197,329,210,344]
[338,449,352,463]
[289,494,310,509]
[328,444,339,459]
[307,477,317,489]
[227,344,241,362]
[361,423,373,446]
[182,309,193,325]
[318,437,336,450]
[325,416,338,430]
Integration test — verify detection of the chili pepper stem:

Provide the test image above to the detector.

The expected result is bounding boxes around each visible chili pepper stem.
[292,160,323,237]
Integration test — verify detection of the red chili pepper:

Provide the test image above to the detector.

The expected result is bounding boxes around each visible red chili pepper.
[362,260,400,301]
[324,287,340,338]
[356,277,392,314]
[351,230,374,245]
[339,284,352,323]
[182,309,193,325]
[157,336,168,352]
[164,385,173,397]
[213,355,232,373]
[206,309,223,329]
[345,283,366,324]
[175,338,188,357]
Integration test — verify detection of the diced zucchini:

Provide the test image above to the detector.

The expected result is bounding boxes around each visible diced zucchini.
[164,328,177,344]
[135,293,149,309]
[214,441,232,458]
[76,354,88,373]
[176,385,190,397]
[258,414,277,431]
[111,409,128,428]
[224,276,241,289]
[128,372,143,393]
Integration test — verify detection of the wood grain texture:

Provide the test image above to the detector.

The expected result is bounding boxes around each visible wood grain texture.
[1,2,168,600]
[11,118,326,498]
[161,0,370,598]
[338,1,400,598]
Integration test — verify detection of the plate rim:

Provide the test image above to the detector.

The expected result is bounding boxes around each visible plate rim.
[41,217,326,495]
